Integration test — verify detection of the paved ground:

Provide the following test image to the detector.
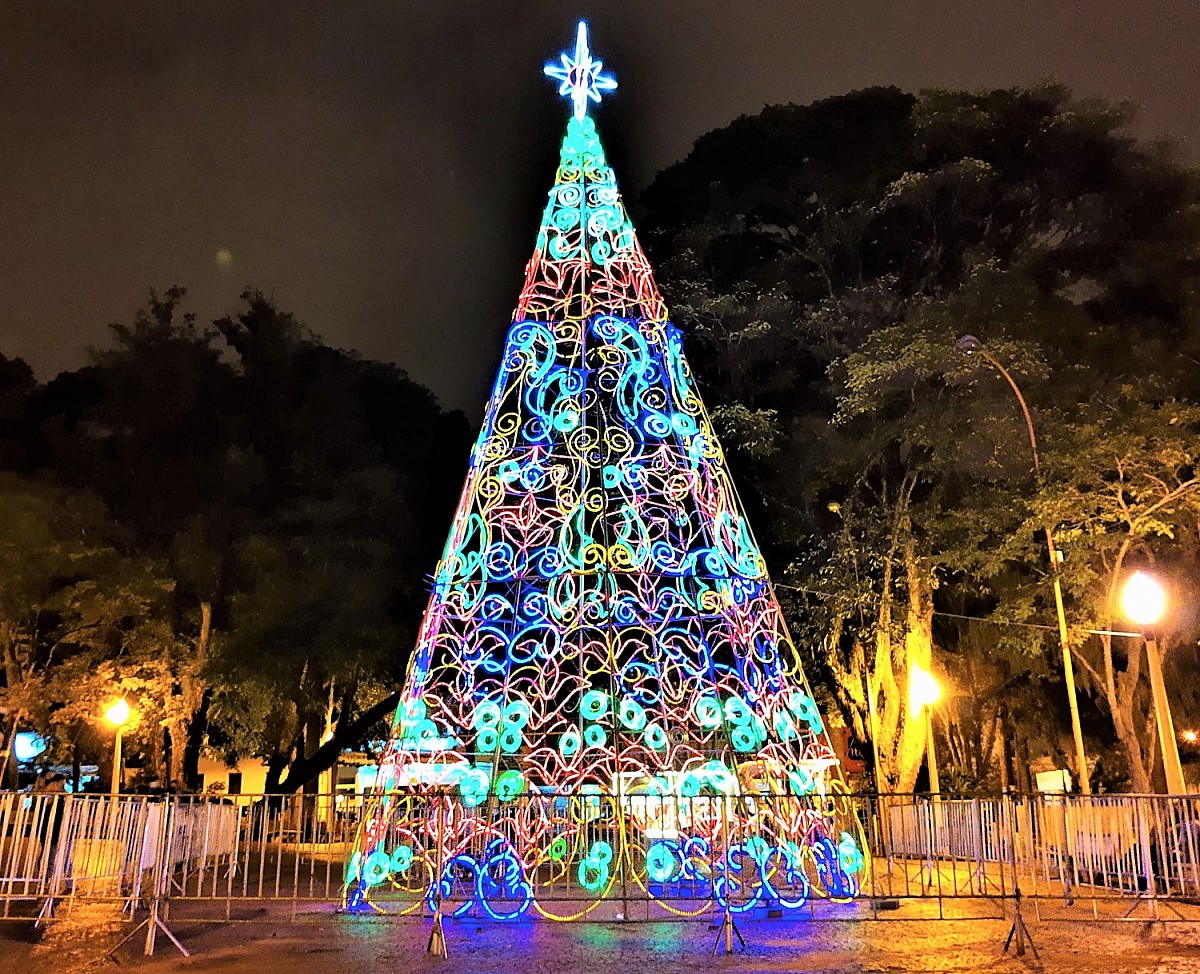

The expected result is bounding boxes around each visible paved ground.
[6,907,1200,974]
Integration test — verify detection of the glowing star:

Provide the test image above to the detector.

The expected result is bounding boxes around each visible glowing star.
[543,21,617,120]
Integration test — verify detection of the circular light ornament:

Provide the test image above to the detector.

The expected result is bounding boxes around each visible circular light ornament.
[730,725,758,753]
[495,769,526,802]
[583,723,607,749]
[503,699,531,729]
[1121,571,1167,628]
[693,696,722,729]
[643,722,668,751]
[390,844,414,874]
[618,696,647,731]
[645,841,679,883]
[578,855,608,892]
[581,689,609,720]
[788,691,822,731]
[477,727,500,752]
[474,700,503,730]
[723,696,752,726]
[559,726,582,757]
[590,840,613,865]
[411,718,438,742]
[499,726,524,754]
[362,850,391,887]
[458,767,490,807]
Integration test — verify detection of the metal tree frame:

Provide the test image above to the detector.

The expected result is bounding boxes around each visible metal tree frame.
[342,21,866,934]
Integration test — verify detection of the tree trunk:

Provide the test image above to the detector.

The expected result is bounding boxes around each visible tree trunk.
[171,599,213,786]
[1099,627,1153,794]
[884,538,935,792]
[820,479,937,794]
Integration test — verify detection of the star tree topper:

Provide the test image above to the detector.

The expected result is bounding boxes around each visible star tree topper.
[544,21,617,120]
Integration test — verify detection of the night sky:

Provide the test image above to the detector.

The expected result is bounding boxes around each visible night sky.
[3,1,1197,416]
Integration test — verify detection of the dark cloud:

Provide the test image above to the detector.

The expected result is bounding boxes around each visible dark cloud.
[2,1,1197,415]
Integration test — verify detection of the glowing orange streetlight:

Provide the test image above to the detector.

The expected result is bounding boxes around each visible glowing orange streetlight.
[1120,572,1186,796]
[105,698,132,796]
[910,665,942,798]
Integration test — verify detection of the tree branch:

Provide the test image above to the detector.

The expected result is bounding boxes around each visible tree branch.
[275,689,401,793]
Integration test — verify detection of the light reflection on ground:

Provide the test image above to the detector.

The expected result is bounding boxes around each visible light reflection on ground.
[10,910,1200,974]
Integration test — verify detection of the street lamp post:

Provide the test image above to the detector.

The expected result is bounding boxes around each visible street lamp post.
[1120,571,1187,795]
[910,664,942,798]
[958,335,1091,795]
[105,698,131,796]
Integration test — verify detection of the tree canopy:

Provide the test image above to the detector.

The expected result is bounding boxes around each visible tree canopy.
[0,288,470,791]
[642,83,1200,792]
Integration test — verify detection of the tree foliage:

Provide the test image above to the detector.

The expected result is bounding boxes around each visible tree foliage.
[0,289,470,791]
[644,83,1200,792]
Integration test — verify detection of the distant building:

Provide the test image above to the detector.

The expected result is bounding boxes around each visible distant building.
[196,752,374,800]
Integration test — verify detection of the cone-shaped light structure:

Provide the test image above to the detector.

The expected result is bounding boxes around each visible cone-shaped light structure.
[345,21,864,920]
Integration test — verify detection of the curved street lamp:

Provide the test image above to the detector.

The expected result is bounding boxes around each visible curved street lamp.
[958,335,1091,795]
[910,664,942,798]
[105,697,132,796]
[1120,571,1186,795]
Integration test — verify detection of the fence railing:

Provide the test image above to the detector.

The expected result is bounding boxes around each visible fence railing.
[1,790,1196,949]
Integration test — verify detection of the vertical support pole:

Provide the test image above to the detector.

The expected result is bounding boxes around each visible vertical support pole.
[1057,793,1075,907]
[1145,635,1186,796]
[925,709,940,799]
[1001,792,1038,958]
[710,791,745,956]
[1135,795,1160,920]
[1047,550,1090,795]
[111,728,123,796]
[427,795,448,958]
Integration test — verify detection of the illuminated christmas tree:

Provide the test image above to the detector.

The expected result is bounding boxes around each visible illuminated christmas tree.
[345,22,864,921]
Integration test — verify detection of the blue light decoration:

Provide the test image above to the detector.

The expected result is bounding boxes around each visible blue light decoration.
[13,732,47,764]
[344,20,865,922]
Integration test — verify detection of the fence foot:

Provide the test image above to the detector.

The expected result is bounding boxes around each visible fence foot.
[426,909,448,958]
[33,897,55,928]
[109,901,189,960]
[710,912,745,956]
[1002,905,1038,960]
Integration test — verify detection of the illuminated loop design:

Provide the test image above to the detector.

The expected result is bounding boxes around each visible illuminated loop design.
[344,21,865,922]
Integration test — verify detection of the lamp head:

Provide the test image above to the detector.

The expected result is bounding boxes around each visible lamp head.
[909,665,942,718]
[1120,571,1167,628]
[105,697,131,728]
[957,334,982,355]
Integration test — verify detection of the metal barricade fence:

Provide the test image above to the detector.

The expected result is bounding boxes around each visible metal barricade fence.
[1015,793,1200,914]
[0,790,1196,937]
[0,792,64,912]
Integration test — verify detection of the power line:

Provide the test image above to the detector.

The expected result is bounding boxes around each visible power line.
[773,581,1142,638]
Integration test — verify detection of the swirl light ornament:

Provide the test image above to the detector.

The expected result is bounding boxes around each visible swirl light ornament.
[344,20,864,922]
